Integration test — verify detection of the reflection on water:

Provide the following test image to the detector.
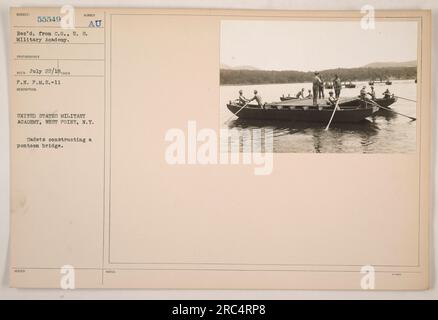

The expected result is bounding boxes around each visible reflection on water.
[220,80,416,153]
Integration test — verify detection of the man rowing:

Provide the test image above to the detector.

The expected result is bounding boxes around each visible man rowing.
[383,88,392,99]
[359,86,367,99]
[327,91,340,110]
[249,90,265,109]
[238,90,249,105]
[368,85,376,100]
[359,86,373,108]
[296,88,305,99]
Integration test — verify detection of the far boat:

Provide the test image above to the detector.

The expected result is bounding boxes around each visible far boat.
[334,96,397,108]
[227,98,378,123]
[338,96,397,116]
[369,79,392,85]
[344,82,356,88]
[279,94,299,101]
[324,82,334,89]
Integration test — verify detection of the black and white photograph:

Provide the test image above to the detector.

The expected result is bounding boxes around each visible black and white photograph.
[220,20,418,153]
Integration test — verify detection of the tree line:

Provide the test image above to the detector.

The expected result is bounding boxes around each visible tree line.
[220,67,417,85]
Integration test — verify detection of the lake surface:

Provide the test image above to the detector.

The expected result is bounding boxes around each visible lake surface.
[220,80,417,153]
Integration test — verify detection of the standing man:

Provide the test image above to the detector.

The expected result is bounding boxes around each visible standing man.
[318,75,325,99]
[312,72,322,106]
[250,90,264,109]
[333,74,342,98]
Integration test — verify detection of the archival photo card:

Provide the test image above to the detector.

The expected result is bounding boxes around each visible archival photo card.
[9,8,431,290]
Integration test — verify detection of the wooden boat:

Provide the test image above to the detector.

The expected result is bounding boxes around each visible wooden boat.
[385,80,392,85]
[375,96,397,108]
[344,82,356,88]
[227,98,378,123]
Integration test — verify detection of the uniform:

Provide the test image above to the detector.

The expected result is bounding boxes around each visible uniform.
[312,75,322,105]
[334,78,342,98]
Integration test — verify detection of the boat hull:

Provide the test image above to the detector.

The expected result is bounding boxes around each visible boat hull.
[227,103,378,123]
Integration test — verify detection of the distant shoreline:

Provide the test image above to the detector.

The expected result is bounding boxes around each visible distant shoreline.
[220,67,417,86]
[219,78,416,87]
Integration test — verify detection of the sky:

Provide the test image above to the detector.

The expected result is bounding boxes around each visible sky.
[220,20,418,72]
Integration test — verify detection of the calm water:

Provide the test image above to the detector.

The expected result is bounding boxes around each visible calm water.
[220,80,417,153]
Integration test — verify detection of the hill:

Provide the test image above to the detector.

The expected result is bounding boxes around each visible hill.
[220,63,260,71]
[362,60,417,68]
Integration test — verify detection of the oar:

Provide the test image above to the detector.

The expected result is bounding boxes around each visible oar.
[324,97,341,131]
[368,99,416,121]
[394,95,417,103]
[225,101,249,124]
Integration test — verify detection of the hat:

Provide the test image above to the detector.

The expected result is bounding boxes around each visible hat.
[239,90,243,94]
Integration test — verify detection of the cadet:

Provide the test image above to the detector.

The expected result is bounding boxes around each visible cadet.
[359,86,367,99]
[312,72,322,105]
[296,88,305,99]
[383,88,392,99]
[250,90,264,109]
[333,74,342,98]
[318,75,325,99]
[327,91,339,109]
[368,86,376,100]
[238,90,249,105]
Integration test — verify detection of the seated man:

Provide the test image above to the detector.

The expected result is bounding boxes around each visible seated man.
[306,89,313,98]
[327,91,340,110]
[359,86,372,108]
[383,88,392,99]
[238,90,249,105]
[368,86,376,100]
[249,90,264,109]
[359,86,368,99]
